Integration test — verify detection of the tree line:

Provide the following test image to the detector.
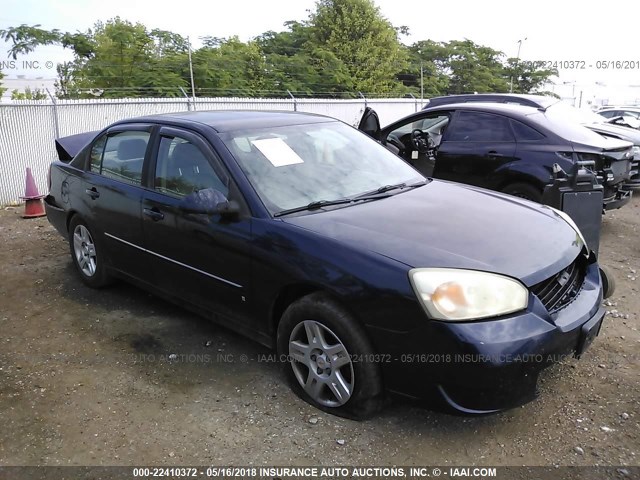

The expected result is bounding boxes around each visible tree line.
[0,0,557,99]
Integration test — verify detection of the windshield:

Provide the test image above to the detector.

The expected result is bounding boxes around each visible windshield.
[221,121,424,214]
[545,102,606,125]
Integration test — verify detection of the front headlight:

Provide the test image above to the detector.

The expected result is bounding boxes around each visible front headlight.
[409,268,529,321]
[632,146,640,158]
[548,207,587,251]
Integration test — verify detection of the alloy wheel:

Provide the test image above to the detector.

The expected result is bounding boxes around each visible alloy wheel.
[73,225,97,277]
[288,320,354,407]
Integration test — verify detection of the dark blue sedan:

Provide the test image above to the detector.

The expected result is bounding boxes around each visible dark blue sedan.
[45,111,606,417]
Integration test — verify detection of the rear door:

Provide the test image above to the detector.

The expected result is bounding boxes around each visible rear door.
[141,126,253,326]
[435,110,516,188]
[83,124,154,282]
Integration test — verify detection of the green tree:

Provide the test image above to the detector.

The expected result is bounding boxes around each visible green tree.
[72,18,187,97]
[191,36,267,96]
[0,24,61,59]
[0,16,557,99]
[11,86,48,100]
[307,0,408,94]
[1,18,188,98]
[54,61,81,99]
[398,40,451,97]
[398,40,556,97]
[256,21,352,96]
[504,58,558,94]
[445,40,509,94]
[0,69,5,98]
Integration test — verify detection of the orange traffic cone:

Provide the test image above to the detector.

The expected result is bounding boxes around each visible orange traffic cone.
[20,167,46,218]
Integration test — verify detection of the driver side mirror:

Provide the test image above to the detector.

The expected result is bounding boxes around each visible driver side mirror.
[215,200,241,219]
[179,188,241,220]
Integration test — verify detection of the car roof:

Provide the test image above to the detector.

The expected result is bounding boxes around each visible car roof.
[423,101,546,118]
[424,93,557,109]
[114,110,337,133]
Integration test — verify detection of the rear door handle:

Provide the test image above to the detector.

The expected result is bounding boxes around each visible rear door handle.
[487,151,505,159]
[143,207,165,221]
[85,188,100,199]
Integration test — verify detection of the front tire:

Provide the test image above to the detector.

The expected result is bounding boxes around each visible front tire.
[68,216,113,288]
[501,182,543,203]
[277,293,384,419]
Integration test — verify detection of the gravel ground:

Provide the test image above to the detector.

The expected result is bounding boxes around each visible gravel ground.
[0,197,638,471]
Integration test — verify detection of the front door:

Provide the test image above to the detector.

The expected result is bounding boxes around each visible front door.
[382,112,452,177]
[141,127,253,326]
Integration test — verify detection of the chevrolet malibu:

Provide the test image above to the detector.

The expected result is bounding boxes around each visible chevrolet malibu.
[45,111,607,417]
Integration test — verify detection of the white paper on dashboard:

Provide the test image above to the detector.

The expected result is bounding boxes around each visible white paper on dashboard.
[252,138,304,167]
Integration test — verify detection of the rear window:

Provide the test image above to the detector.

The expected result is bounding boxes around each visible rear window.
[91,131,150,186]
[525,111,609,145]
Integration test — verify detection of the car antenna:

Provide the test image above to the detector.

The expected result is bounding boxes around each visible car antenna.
[539,99,562,113]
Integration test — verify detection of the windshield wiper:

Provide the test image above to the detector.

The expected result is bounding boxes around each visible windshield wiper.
[273,198,354,217]
[273,181,429,217]
[355,180,427,198]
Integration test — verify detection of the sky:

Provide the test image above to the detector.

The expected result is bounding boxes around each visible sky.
[1,0,639,101]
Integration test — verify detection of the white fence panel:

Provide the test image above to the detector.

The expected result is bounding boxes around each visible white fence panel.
[366,99,422,126]
[0,102,57,204]
[56,98,191,137]
[0,97,416,205]
[195,97,294,112]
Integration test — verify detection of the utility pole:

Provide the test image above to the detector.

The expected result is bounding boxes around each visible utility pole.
[421,61,424,105]
[418,49,424,106]
[509,37,527,93]
[187,37,196,101]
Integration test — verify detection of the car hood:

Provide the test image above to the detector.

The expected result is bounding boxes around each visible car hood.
[282,181,583,287]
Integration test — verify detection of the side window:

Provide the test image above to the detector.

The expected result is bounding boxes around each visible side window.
[445,111,515,142]
[99,131,150,185]
[154,136,228,198]
[510,120,546,141]
[386,114,450,145]
[90,136,106,172]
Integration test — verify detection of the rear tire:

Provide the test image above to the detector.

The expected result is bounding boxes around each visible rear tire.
[277,293,384,419]
[68,216,113,288]
[599,265,616,299]
[501,182,543,203]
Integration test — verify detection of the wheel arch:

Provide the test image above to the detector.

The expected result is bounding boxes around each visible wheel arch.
[269,284,368,345]
[270,283,323,340]
[496,173,547,193]
[65,210,79,233]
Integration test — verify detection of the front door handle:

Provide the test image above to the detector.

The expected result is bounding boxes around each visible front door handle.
[487,151,505,159]
[143,208,165,221]
[85,187,100,199]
